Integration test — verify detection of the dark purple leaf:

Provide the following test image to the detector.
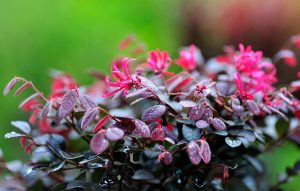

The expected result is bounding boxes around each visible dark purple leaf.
[81,108,99,129]
[142,105,167,123]
[200,140,211,164]
[105,126,124,141]
[187,141,202,165]
[195,120,209,129]
[246,100,260,115]
[3,77,20,95]
[79,94,97,110]
[133,119,150,138]
[189,105,204,121]
[151,127,165,141]
[59,90,77,118]
[11,121,31,134]
[211,118,226,130]
[90,132,109,154]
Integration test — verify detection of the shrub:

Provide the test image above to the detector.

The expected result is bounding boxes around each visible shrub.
[1,36,300,191]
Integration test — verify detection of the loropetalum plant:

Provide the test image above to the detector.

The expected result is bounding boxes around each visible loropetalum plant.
[1,36,300,191]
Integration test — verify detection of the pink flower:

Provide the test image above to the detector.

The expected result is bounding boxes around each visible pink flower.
[147,49,173,75]
[235,44,262,73]
[103,58,138,97]
[235,73,261,100]
[176,45,200,71]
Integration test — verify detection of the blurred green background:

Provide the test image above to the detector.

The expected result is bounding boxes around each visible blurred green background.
[0,0,299,189]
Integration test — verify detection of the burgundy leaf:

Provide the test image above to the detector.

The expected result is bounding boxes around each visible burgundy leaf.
[92,115,110,133]
[189,105,204,121]
[187,141,202,165]
[59,90,77,118]
[3,77,20,95]
[195,120,209,129]
[79,94,97,110]
[142,105,167,123]
[200,140,211,164]
[90,131,109,154]
[246,100,260,115]
[158,151,173,165]
[13,82,31,96]
[81,108,99,129]
[105,126,124,141]
[211,118,226,130]
[151,126,165,141]
[133,119,150,138]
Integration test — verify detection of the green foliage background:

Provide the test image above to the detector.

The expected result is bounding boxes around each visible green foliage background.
[0,1,299,189]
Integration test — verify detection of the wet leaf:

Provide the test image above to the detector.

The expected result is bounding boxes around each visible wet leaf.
[138,76,158,92]
[126,87,147,98]
[133,119,150,138]
[189,105,204,121]
[142,105,167,123]
[187,141,202,165]
[90,132,109,154]
[200,140,211,164]
[196,120,209,129]
[151,127,165,141]
[211,118,226,130]
[225,137,242,148]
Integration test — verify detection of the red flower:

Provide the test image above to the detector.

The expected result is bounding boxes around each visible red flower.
[50,74,77,98]
[235,44,262,73]
[235,73,261,100]
[176,45,200,71]
[103,58,138,97]
[147,49,173,75]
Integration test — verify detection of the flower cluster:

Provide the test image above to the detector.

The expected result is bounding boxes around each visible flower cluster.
[1,38,300,191]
